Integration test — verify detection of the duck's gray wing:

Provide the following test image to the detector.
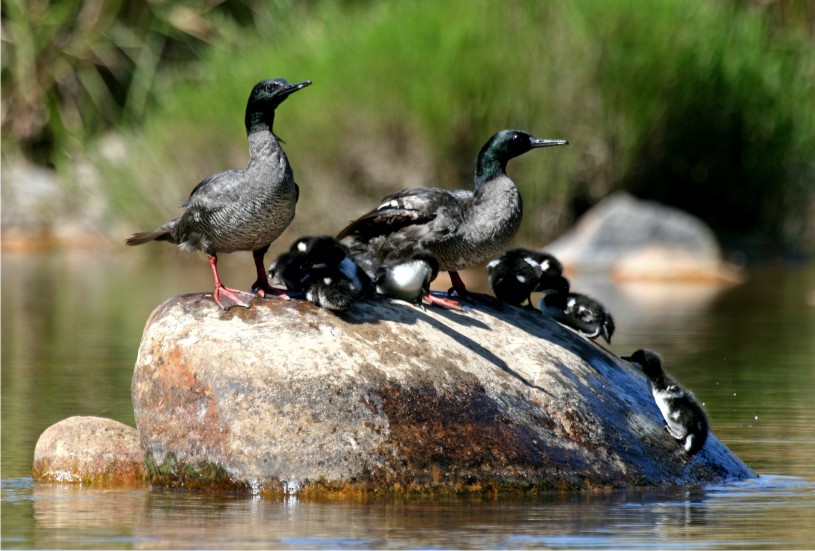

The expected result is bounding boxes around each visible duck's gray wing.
[337,187,464,241]
[182,169,245,210]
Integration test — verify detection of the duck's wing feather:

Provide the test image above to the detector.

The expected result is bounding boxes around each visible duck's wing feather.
[337,187,465,241]
[183,170,246,209]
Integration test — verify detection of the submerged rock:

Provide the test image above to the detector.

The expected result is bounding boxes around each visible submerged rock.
[545,192,743,282]
[32,416,146,485]
[131,293,753,496]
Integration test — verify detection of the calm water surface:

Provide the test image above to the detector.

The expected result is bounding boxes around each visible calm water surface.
[2,250,814,549]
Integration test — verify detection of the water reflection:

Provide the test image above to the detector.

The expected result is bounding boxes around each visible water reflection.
[2,252,814,548]
[1,476,807,549]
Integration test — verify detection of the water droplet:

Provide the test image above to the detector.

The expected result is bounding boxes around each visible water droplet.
[248,479,262,495]
[283,479,301,495]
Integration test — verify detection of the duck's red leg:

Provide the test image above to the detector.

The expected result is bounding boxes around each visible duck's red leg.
[208,254,256,310]
[251,248,290,300]
[447,270,502,308]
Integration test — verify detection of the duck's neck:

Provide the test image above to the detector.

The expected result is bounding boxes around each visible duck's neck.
[245,119,286,175]
[474,150,507,187]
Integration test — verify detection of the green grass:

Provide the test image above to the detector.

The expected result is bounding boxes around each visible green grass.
[11,0,813,254]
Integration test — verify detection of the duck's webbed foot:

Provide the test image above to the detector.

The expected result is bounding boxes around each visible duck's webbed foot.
[213,284,256,310]
[252,279,291,300]
[447,271,503,309]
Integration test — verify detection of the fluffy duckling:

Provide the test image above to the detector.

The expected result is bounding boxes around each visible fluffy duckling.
[539,291,615,344]
[622,349,709,456]
[268,236,370,311]
[375,251,440,307]
[486,248,568,307]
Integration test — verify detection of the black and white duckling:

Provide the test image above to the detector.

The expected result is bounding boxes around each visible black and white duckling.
[486,248,568,307]
[374,251,440,307]
[268,236,370,311]
[539,291,615,344]
[622,349,709,456]
[337,130,568,309]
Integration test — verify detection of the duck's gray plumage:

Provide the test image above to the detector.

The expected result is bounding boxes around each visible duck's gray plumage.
[128,79,309,256]
[126,78,311,309]
[337,130,568,275]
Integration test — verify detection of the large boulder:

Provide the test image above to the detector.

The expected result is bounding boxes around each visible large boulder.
[545,192,744,282]
[131,293,753,496]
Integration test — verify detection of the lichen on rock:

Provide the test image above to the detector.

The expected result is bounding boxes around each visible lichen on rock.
[130,293,754,495]
[32,416,146,486]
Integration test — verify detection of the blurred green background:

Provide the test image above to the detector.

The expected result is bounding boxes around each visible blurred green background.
[2,0,814,258]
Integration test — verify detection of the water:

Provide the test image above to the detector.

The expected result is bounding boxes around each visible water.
[2,249,814,549]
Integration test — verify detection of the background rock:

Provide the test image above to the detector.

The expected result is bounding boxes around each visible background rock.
[545,192,744,282]
[32,416,146,485]
[132,293,754,496]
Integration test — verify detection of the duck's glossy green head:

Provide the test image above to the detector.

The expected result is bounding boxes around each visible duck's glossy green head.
[476,130,568,184]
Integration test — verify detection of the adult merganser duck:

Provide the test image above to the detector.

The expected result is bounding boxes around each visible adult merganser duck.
[337,129,568,309]
[126,78,312,310]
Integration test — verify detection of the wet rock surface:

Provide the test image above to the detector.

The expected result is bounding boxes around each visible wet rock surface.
[131,293,754,496]
[32,416,146,485]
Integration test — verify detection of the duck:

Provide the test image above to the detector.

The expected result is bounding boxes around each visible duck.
[486,248,569,307]
[621,348,709,456]
[374,251,440,307]
[539,291,615,344]
[337,129,568,309]
[268,235,370,311]
[126,78,311,310]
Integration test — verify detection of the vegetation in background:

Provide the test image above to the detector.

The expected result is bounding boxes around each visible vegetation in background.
[1,0,295,165]
[3,0,813,256]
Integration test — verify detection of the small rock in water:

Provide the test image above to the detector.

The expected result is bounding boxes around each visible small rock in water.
[32,416,146,486]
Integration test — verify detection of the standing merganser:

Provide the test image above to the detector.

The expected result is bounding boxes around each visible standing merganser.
[126,78,311,310]
[622,349,709,456]
[486,248,568,307]
[337,130,568,309]
[539,291,615,344]
[268,235,370,311]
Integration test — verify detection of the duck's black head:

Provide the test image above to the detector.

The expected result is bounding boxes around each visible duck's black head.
[290,235,348,267]
[245,78,312,131]
[475,130,568,185]
[622,348,663,378]
[600,315,615,344]
[538,274,570,295]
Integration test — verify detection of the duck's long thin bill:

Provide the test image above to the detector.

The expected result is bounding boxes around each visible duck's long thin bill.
[532,138,569,148]
[282,80,313,96]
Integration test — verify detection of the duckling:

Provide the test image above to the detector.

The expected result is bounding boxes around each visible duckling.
[539,291,615,344]
[486,248,568,307]
[622,349,709,456]
[375,251,440,307]
[268,236,370,311]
